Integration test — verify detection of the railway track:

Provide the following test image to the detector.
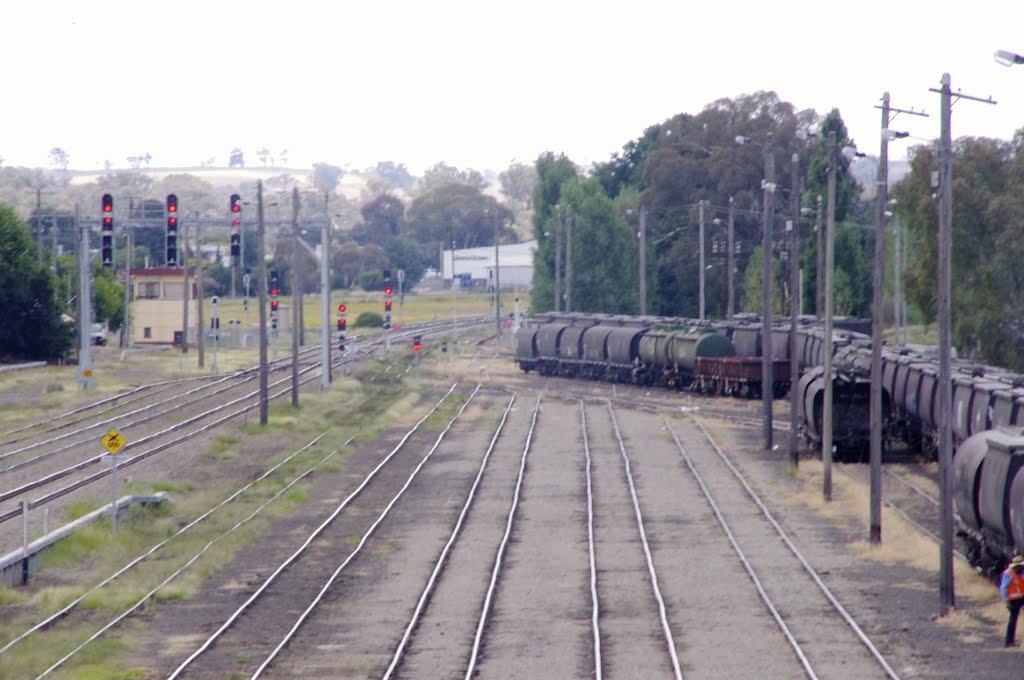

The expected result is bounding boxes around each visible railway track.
[0,318,486,555]
[4,338,994,678]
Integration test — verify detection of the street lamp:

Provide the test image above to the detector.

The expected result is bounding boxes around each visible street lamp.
[737,133,776,450]
[869,91,925,545]
[995,49,1024,66]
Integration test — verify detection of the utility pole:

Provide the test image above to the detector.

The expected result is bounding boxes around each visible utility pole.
[123,227,132,351]
[930,73,995,616]
[727,197,735,320]
[565,206,573,313]
[554,206,562,312]
[182,220,190,354]
[699,200,706,321]
[258,181,269,425]
[870,93,928,546]
[823,132,837,502]
[761,136,775,450]
[789,153,801,469]
[893,216,903,346]
[197,222,205,369]
[815,195,824,320]
[321,193,330,391]
[76,204,93,391]
[494,211,501,340]
[639,207,648,316]
[291,187,300,409]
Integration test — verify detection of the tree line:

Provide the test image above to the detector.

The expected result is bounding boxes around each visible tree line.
[530,90,1024,371]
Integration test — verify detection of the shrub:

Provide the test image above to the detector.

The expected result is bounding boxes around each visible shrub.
[355,311,384,328]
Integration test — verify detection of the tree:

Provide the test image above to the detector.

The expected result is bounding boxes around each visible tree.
[498,162,538,207]
[530,152,578,311]
[258,147,270,167]
[92,264,125,331]
[0,204,73,360]
[405,182,514,249]
[49,148,69,170]
[893,134,1024,369]
[331,241,387,290]
[418,162,487,193]
[383,236,431,290]
[553,177,639,314]
[312,163,343,192]
[352,193,404,246]
[229,149,244,168]
[374,161,415,190]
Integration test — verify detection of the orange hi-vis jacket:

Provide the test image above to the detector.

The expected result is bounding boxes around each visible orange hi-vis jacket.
[1002,567,1024,601]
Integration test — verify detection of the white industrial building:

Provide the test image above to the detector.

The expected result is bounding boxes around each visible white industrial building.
[441,241,535,290]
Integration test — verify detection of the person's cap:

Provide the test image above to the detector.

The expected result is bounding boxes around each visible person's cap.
[1012,555,1024,566]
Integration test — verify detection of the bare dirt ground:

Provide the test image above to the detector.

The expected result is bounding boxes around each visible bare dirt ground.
[3,339,1022,678]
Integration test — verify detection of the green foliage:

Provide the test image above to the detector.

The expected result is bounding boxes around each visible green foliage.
[92,263,125,330]
[405,182,514,250]
[893,135,1024,369]
[0,204,74,360]
[357,270,384,291]
[383,236,431,289]
[354,311,384,328]
[498,162,538,207]
[530,153,578,312]
[352,193,404,246]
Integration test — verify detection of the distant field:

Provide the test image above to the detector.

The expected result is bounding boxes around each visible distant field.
[212,290,530,328]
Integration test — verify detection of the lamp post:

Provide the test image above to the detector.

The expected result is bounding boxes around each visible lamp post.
[823,132,837,501]
[789,153,801,469]
[639,207,648,316]
[698,200,707,321]
[737,134,776,450]
[870,93,924,545]
[995,49,1024,66]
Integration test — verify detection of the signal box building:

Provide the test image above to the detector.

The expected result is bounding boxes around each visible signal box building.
[128,267,198,346]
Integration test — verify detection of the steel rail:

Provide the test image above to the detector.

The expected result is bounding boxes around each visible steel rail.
[607,402,682,680]
[166,383,460,679]
[685,415,901,680]
[380,392,517,680]
[464,394,541,680]
[251,384,482,678]
[581,401,604,680]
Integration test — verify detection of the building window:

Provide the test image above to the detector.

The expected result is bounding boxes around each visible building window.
[144,327,152,339]
[163,282,184,300]
[138,282,160,299]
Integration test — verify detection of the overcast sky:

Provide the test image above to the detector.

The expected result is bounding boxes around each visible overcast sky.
[7,1,1024,175]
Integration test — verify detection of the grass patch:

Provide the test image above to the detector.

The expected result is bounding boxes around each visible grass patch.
[65,501,102,521]
[210,434,239,454]
[149,479,196,495]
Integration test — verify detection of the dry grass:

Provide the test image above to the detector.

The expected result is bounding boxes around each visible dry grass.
[791,459,1004,638]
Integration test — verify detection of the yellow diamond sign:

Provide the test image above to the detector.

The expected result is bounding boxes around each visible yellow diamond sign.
[102,428,126,455]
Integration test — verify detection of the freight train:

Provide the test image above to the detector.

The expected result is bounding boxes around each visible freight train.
[515,312,1024,570]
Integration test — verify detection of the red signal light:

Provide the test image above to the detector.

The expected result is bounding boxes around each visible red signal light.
[102,193,113,213]
[230,193,241,213]
[271,288,279,296]
[384,286,393,296]
[384,300,392,312]
[271,300,279,311]
[168,216,177,227]
[338,304,347,313]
